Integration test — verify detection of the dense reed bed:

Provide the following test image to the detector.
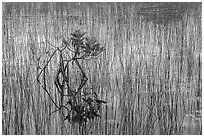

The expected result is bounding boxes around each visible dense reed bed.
[2,2,202,135]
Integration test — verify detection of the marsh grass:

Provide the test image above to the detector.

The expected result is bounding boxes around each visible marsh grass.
[2,2,202,135]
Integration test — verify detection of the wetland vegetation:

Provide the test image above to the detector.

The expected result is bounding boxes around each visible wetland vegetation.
[2,2,202,135]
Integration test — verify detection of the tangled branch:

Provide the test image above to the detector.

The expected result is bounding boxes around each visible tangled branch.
[37,30,106,124]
